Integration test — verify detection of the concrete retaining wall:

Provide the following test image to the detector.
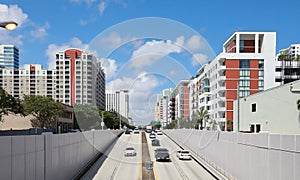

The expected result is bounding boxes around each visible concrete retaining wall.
[0,130,122,180]
[164,130,300,180]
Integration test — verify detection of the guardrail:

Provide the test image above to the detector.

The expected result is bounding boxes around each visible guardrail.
[164,129,300,180]
[0,130,122,180]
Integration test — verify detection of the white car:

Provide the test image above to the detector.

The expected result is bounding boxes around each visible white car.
[133,128,140,134]
[124,147,136,156]
[176,150,191,160]
[149,132,156,139]
[156,130,163,135]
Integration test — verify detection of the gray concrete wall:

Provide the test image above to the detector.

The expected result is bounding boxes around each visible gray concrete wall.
[164,129,300,180]
[0,130,122,180]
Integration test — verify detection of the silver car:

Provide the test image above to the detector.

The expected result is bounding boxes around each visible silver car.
[124,147,136,156]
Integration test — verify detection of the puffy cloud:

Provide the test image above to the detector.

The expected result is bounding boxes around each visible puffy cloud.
[98,1,106,16]
[0,4,28,27]
[0,4,28,46]
[100,58,117,80]
[130,40,182,68]
[191,53,208,66]
[107,73,159,122]
[185,35,205,52]
[46,37,88,69]
[30,22,50,39]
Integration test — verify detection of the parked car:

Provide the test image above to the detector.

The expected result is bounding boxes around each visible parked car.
[176,150,191,160]
[149,132,156,139]
[124,147,136,156]
[151,139,160,146]
[154,147,170,161]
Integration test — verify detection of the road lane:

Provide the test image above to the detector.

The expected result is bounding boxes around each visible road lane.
[147,132,216,180]
[82,132,141,180]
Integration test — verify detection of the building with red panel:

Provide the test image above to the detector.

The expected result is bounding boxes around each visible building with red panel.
[170,80,190,121]
[55,49,105,108]
[198,32,276,131]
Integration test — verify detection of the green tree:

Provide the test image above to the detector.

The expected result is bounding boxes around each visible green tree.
[23,95,64,129]
[74,104,100,130]
[198,108,208,130]
[0,88,24,122]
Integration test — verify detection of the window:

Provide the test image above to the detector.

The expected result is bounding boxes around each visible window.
[240,59,250,68]
[251,103,256,112]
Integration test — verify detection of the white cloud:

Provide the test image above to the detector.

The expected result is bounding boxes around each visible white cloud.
[191,53,208,66]
[100,58,117,80]
[0,4,28,27]
[130,40,182,68]
[185,35,205,52]
[107,73,158,123]
[0,4,28,46]
[30,22,50,39]
[46,37,88,69]
[98,1,106,16]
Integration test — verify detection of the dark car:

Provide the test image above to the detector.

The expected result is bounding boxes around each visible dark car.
[151,139,160,146]
[125,129,131,134]
[154,147,170,162]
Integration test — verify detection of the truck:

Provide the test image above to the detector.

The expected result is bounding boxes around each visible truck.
[146,125,152,133]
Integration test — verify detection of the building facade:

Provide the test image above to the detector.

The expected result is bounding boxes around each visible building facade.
[155,88,173,127]
[169,80,190,121]
[0,45,19,69]
[0,64,56,99]
[233,79,300,134]
[275,44,300,84]
[193,32,277,131]
[105,90,129,119]
[55,49,105,108]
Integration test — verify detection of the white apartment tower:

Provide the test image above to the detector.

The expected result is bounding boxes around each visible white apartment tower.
[194,32,276,131]
[55,49,105,108]
[275,44,300,84]
[0,45,19,69]
[105,90,129,118]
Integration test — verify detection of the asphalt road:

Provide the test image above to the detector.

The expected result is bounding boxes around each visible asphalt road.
[82,131,216,180]
[147,132,216,180]
[81,132,142,180]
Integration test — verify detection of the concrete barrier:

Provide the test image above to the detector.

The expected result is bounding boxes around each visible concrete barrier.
[0,130,122,180]
[164,129,300,180]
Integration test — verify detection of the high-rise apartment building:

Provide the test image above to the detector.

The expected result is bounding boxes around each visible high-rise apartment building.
[105,90,129,118]
[0,64,56,99]
[169,80,190,121]
[0,45,19,69]
[192,32,276,130]
[55,49,105,108]
[275,44,300,84]
[155,88,173,126]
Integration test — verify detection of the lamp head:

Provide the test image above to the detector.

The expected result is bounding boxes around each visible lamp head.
[0,21,18,30]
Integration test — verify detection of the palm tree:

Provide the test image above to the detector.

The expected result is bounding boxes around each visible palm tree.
[197,108,208,130]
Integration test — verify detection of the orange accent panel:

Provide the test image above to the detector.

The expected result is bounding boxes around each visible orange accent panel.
[226,111,233,120]
[250,59,258,68]
[226,90,238,100]
[226,59,239,68]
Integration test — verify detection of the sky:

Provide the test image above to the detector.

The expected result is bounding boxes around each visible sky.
[1,0,300,125]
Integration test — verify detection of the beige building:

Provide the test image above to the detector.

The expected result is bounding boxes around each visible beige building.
[233,79,300,134]
[0,64,56,99]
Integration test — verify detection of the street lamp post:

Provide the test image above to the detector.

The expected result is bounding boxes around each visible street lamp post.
[0,21,18,30]
[101,111,104,130]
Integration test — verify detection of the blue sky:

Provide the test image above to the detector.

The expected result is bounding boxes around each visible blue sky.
[1,0,300,125]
